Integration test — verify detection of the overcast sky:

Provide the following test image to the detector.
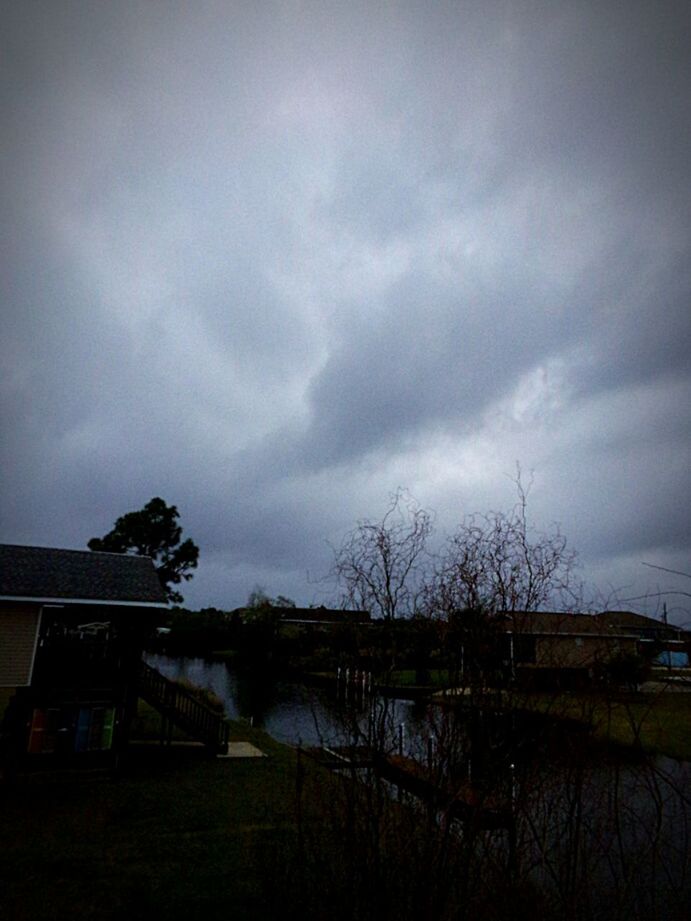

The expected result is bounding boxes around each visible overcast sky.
[2,1,689,622]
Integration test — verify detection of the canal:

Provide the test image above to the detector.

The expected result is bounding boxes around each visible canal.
[146,653,424,748]
[146,654,690,916]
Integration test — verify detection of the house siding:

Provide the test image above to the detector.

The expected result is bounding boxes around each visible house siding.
[535,634,638,669]
[0,605,41,687]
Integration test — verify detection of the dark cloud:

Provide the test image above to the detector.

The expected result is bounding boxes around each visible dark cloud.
[1,1,689,618]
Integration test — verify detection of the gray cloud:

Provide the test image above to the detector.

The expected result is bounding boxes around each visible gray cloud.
[1,1,689,620]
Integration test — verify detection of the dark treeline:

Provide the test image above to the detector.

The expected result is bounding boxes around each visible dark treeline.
[151,605,442,678]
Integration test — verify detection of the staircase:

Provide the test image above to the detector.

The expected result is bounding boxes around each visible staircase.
[137,660,229,754]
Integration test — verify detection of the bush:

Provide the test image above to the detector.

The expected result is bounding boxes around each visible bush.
[598,653,650,690]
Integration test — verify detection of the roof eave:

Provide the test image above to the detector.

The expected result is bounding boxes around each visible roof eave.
[0,594,168,609]
[504,628,637,639]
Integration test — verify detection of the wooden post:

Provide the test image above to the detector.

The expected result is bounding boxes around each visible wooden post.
[296,743,304,857]
[508,762,517,879]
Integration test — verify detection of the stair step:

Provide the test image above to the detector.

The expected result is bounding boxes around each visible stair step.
[137,661,229,751]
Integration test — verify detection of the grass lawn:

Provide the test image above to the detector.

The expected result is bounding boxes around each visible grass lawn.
[386,669,452,690]
[512,689,691,761]
[0,705,316,921]
[2,691,688,920]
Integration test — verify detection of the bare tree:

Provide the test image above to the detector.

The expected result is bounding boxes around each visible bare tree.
[304,485,689,921]
[433,474,581,617]
[331,489,432,621]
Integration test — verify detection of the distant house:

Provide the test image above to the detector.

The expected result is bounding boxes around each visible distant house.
[0,543,167,777]
[497,609,689,687]
[499,611,637,685]
[276,606,371,628]
[596,610,690,668]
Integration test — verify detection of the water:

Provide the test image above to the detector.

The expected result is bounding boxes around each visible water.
[146,654,689,915]
[146,653,422,747]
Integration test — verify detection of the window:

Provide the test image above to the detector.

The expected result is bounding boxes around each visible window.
[514,634,537,664]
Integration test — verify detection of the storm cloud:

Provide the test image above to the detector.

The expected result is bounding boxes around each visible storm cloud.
[2,1,690,621]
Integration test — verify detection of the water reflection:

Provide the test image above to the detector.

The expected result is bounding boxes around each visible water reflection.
[146,654,419,747]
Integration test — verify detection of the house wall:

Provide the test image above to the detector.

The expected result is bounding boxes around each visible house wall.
[535,634,638,669]
[1,605,145,770]
[0,687,13,725]
[0,604,41,688]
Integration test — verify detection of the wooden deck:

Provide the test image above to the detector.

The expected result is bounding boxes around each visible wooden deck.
[303,744,375,769]
[304,744,513,830]
[377,754,512,829]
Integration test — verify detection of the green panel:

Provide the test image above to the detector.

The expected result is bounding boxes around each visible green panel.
[101,708,116,750]
[88,708,105,751]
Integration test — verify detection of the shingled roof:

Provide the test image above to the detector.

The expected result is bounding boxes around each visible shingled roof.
[596,609,683,637]
[495,611,630,636]
[277,606,371,624]
[0,544,168,606]
[496,609,682,638]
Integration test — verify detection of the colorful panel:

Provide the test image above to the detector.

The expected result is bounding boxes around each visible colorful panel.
[75,707,92,753]
[101,708,116,750]
[27,708,46,753]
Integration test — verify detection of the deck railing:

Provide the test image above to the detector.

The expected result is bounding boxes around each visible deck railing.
[137,660,229,753]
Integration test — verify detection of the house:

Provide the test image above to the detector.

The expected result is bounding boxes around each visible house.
[497,609,688,688]
[276,606,371,628]
[595,609,689,665]
[0,543,167,777]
